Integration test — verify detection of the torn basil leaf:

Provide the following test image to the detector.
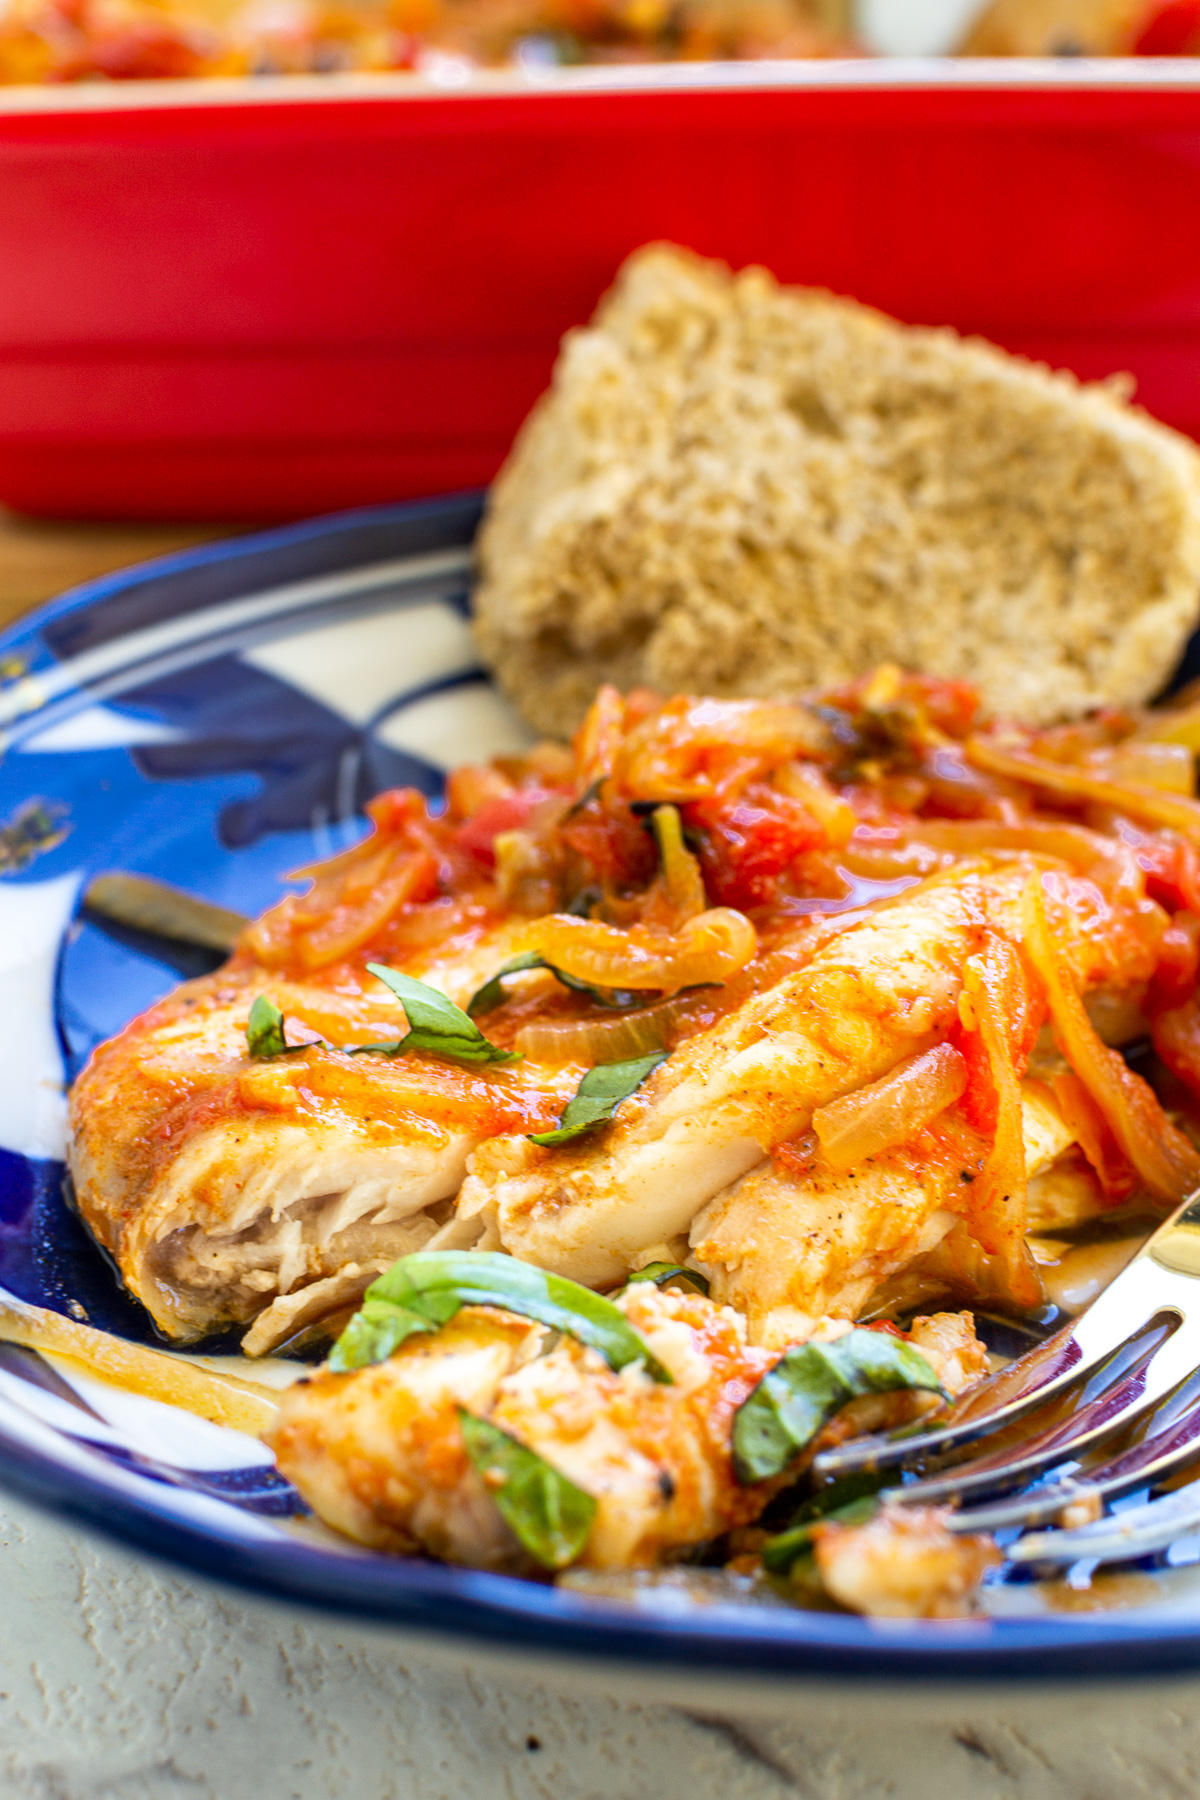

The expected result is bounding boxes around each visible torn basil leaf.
[466,951,546,1017]
[245,994,314,1059]
[564,885,603,919]
[328,1249,673,1382]
[732,1330,945,1484]
[532,961,641,1009]
[467,951,638,1016]
[458,1408,596,1570]
[528,1051,668,1147]
[327,1296,430,1372]
[625,1263,710,1297]
[365,964,518,1065]
[761,1493,881,1577]
[561,776,607,827]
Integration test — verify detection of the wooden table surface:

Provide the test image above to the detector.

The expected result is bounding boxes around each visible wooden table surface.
[0,508,230,629]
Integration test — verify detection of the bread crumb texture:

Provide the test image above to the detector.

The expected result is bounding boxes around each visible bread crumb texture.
[474,244,1200,736]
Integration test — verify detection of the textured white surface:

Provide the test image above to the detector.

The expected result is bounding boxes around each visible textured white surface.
[0,871,79,1160]
[5,1490,1200,1799]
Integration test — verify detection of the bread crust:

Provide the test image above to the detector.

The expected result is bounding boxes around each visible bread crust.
[474,244,1200,736]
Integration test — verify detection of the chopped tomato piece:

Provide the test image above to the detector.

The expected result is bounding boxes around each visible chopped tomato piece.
[560,794,658,890]
[1129,832,1200,917]
[688,787,825,909]
[453,789,560,869]
[1152,996,1200,1106]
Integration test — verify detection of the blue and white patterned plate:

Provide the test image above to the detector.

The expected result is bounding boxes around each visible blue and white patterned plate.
[6,493,1200,1688]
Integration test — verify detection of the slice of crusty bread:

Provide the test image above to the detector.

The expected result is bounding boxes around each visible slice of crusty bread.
[473,244,1200,737]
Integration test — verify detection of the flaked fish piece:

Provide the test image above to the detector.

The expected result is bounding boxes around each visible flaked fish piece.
[691,1149,965,1350]
[691,1079,1086,1346]
[458,865,1139,1290]
[268,1289,988,1573]
[268,1285,777,1569]
[69,956,578,1342]
[813,1505,999,1619]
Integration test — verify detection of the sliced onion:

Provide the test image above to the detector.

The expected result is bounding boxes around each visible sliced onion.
[892,818,1116,870]
[1023,874,1200,1204]
[1137,700,1200,753]
[1086,742,1196,796]
[958,935,1042,1308]
[811,1043,969,1172]
[0,1292,277,1436]
[651,804,707,919]
[573,684,627,784]
[515,1000,682,1066]
[516,907,758,995]
[967,737,1200,840]
[615,696,828,801]
[774,760,857,848]
[293,852,438,969]
[245,850,438,969]
[1049,1070,1138,1204]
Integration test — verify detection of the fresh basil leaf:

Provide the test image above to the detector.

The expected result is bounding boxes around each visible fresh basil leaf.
[245,994,314,1059]
[247,994,287,1058]
[467,951,638,1016]
[326,1297,431,1373]
[762,1493,881,1576]
[625,1263,710,1297]
[781,1468,887,1531]
[563,776,607,821]
[732,1329,945,1484]
[528,1052,668,1147]
[551,965,641,1010]
[365,964,519,1065]
[329,1249,673,1382]
[466,951,546,1017]
[458,1408,596,1569]
[564,885,603,919]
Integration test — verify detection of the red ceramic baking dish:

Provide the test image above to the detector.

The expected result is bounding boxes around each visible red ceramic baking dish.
[2,62,1200,521]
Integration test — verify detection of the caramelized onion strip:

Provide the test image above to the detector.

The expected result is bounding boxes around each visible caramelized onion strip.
[1050,1070,1138,1204]
[811,1043,968,1173]
[615,697,827,801]
[1089,742,1196,796]
[1023,876,1200,1204]
[515,1000,683,1066]
[958,938,1040,1307]
[1137,702,1200,754]
[515,907,758,995]
[967,738,1200,841]
[891,818,1116,870]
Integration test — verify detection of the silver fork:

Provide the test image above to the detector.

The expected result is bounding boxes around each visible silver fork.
[814,1190,1200,1570]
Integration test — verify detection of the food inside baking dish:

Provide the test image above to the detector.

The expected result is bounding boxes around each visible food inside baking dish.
[0,0,857,81]
[65,667,1200,1614]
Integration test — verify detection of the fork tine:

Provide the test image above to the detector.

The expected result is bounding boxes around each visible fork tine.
[815,1189,1200,1485]
[885,1319,1187,1508]
[1006,1481,1200,1569]
[945,1388,1200,1534]
[813,1315,1102,1481]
